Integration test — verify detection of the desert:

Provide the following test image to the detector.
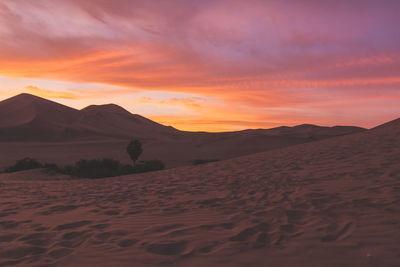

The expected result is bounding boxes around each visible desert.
[0,115,399,266]
[0,94,365,170]
[1,1,400,266]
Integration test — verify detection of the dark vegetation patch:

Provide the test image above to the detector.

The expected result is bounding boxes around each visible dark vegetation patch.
[2,158,164,179]
[4,157,42,173]
[1,139,164,178]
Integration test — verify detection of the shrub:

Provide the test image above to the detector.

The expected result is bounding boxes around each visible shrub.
[119,164,135,176]
[43,163,61,172]
[71,158,121,178]
[60,158,164,178]
[4,157,43,173]
[3,157,165,178]
[62,165,74,176]
[127,139,143,166]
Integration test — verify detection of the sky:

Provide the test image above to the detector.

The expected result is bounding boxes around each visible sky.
[0,0,399,131]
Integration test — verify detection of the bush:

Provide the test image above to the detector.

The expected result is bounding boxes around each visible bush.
[119,164,135,176]
[4,157,43,173]
[43,163,61,172]
[60,158,164,178]
[192,159,219,165]
[3,157,165,178]
[69,158,121,178]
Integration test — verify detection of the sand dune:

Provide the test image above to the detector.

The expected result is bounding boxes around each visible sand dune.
[0,118,399,266]
[0,94,176,141]
[0,94,365,168]
[0,93,78,129]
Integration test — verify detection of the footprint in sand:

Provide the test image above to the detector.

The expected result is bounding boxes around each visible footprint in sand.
[103,210,120,216]
[0,260,23,266]
[34,227,50,232]
[117,238,138,247]
[285,210,307,224]
[19,232,55,246]
[55,220,92,231]
[151,224,185,233]
[94,232,113,241]
[229,223,270,242]
[198,198,224,208]
[0,209,19,218]
[0,246,47,259]
[0,233,20,242]
[90,223,110,230]
[91,230,129,245]
[48,248,73,259]
[279,224,295,233]
[0,220,21,229]
[40,205,80,215]
[198,241,220,253]
[145,240,188,255]
[56,231,91,249]
[321,222,355,242]
[198,222,235,230]
[62,231,88,240]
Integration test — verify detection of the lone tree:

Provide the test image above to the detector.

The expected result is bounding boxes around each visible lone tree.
[127,139,143,166]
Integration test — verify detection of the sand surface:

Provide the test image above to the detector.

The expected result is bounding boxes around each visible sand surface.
[0,119,399,266]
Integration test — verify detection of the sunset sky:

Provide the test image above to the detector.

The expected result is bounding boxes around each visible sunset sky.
[0,0,399,131]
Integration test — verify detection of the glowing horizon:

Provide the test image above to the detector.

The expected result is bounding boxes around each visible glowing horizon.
[1,0,399,132]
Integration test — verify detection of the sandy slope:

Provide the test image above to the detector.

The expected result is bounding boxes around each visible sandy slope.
[0,119,398,266]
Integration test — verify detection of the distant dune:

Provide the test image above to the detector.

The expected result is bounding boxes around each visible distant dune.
[0,117,399,266]
[0,93,366,168]
[0,93,176,141]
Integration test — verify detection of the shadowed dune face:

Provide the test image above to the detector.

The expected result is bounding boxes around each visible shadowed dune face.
[0,94,79,128]
[0,118,399,266]
[0,94,366,168]
[76,104,178,139]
